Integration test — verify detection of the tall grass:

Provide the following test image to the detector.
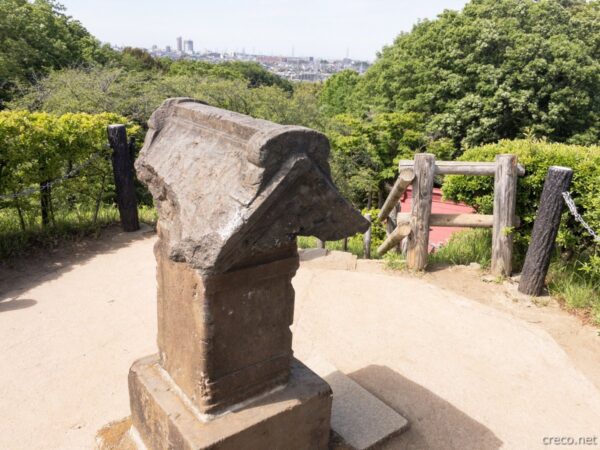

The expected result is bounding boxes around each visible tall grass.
[547,258,600,325]
[429,229,492,267]
[297,234,378,259]
[0,205,157,260]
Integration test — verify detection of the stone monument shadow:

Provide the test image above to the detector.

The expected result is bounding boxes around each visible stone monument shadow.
[0,225,153,298]
[0,297,37,312]
[349,365,503,450]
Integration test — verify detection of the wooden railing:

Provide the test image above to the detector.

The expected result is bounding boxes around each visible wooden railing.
[377,153,525,276]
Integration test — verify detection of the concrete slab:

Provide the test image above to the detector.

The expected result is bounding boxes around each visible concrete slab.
[299,249,357,271]
[306,357,409,450]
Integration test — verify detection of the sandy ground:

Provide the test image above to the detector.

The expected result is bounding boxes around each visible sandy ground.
[1,227,600,450]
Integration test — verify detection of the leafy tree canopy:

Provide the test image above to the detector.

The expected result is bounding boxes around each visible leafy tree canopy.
[166,60,293,92]
[354,0,600,149]
[319,69,361,117]
[0,0,107,105]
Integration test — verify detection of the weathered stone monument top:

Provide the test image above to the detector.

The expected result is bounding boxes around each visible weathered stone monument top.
[114,99,368,449]
[136,98,368,275]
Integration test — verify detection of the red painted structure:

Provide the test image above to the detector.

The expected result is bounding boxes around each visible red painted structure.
[400,186,475,251]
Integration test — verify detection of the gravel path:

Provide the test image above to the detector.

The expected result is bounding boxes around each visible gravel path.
[1,228,599,449]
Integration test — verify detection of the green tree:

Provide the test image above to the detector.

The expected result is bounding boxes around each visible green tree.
[319,69,360,117]
[356,0,600,150]
[325,112,452,207]
[0,0,104,105]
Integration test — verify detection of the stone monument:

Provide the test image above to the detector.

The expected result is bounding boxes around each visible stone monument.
[102,98,369,450]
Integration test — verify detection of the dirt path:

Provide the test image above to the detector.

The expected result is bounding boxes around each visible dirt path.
[1,230,599,449]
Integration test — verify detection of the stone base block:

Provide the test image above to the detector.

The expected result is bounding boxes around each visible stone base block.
[129,355,332,450]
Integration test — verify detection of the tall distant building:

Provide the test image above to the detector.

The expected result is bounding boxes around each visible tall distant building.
[184,40,194,54]
[176,36,183,52]
[165,45,172,52]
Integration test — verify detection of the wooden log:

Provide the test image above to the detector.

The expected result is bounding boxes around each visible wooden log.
[377,224,411,256]
[491,154,518,277]
[519,166,573,296]
[386,203,398,234]
[397,212,493,228]
[363,214,372,259]
[406,153,435,270]
[399,160,525,177]
[386,203,400,252]
[107,125,140,232]
[377,169,414,221]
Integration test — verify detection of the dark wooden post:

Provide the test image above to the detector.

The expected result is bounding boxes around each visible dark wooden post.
[491,154,518,277]
[107,125,139,232]
[363,213,372,259]
[519,166,573,296]
[406,153,435,270]
[316,239,325,249]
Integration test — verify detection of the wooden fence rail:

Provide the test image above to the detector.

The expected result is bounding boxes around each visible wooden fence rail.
[379,153,525,275]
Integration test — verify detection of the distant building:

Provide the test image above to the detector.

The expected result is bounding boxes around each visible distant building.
[184,40,194,54]
[165,45,172,52]
[176,36,183,52]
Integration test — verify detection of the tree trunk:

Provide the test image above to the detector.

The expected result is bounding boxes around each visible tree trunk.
[40,181,51,227]
[13,194,26,231]
[519,166,573,296]
[93,173,108,225]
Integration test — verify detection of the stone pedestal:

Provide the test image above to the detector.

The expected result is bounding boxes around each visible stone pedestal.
[97,99,368,450]
[155,241,300,414]
[129,355,331,450]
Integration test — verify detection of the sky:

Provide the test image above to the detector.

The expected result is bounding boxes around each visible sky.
[59,0,468,61]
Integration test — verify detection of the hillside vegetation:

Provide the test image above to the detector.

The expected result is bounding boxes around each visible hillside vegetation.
[0,0,598,313]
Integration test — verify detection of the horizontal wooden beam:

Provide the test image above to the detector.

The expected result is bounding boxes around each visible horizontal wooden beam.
[377,169,415,221]
[396,212,520,228]
[398,160,525,177]
[377,224,411,256]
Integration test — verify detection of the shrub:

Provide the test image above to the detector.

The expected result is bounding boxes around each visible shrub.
[0,111,141,249]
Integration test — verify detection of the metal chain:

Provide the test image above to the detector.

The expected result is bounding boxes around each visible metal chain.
[0,151,106,201]
[562,191,600,242]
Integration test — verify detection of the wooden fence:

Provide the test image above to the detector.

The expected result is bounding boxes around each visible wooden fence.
[377,153,525,276]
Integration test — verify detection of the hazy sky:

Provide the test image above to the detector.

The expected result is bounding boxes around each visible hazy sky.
[59,0,468,61]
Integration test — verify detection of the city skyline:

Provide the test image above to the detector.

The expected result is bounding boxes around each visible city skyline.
[58,0,469,61]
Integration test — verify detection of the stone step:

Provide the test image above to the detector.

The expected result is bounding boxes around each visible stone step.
[305,357,409,450]
[299,249,358,271]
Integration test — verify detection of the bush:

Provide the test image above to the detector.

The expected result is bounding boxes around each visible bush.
[442,140,600,255]
[0,110,141,257]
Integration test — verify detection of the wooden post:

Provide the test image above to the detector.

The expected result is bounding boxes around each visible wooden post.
[406,153,435,270]
[316,239,325,249]
[519,166,573,296]
[491,154,518,277]
[363,214,372,259]
[107,125,140,232]
[342,237,348,251]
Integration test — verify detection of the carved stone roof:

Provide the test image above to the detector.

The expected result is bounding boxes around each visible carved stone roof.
[136,98,369,274]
